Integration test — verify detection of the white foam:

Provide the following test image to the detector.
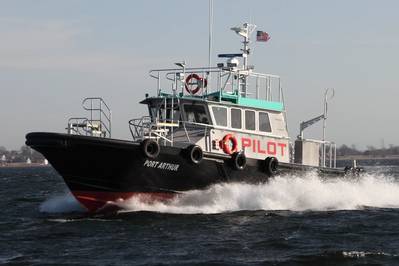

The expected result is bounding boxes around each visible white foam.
[40,191,86,213]
[342,251,397,258]
[117,172,399,214]
[38,173,399,214]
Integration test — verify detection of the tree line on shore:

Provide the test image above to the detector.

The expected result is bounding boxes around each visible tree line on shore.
[0,146,44,163]
[336,144,399,157]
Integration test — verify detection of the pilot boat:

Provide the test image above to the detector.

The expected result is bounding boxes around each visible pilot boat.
[26,23,360,212]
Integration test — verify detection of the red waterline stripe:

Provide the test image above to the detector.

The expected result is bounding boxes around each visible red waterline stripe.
[71,191,176,213]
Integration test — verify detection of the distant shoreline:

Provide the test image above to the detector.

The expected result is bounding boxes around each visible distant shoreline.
[336,155,399,161]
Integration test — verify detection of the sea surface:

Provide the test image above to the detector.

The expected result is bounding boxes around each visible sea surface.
[1,164,399,265]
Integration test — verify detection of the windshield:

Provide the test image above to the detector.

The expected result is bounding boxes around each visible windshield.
[148,103,180,123]
[183,104,209,124]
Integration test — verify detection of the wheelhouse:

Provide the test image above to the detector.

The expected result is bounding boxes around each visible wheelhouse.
[133,82,290,162]
[127,23,337,168]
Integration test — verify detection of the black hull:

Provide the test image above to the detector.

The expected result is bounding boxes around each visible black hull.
[26,132,345,212]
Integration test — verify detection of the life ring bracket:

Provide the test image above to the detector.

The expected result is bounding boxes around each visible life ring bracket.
[185,73,207,95]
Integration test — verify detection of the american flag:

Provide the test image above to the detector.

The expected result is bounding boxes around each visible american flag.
[256,31,270,42]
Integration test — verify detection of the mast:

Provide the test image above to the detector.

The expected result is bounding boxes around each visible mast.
[207,0,213,89]
[208,0,213,70]
[231,23,256,96]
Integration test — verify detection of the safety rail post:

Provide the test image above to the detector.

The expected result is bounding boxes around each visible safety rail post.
[80,97,112,138]
[109,110,112,138]
[157,71,160,96]
[334,143,337,168]
[268,78,271,101]
[99,100,102,134]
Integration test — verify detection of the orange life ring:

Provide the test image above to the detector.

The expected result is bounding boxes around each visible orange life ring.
[219,134,238,155]
[185,73,207,95]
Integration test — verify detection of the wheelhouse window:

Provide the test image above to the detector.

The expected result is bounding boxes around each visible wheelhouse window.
[245,110,255,130]
[183,104,209,124]
[259,112,272,132]
[212,106,228,127]
[149,104,180,122]
[231,108,242,129]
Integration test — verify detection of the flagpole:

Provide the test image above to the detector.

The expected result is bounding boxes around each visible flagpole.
[208,0,213,73]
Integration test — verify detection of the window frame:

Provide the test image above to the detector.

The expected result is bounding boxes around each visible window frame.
[182,103,211,124]
[244,109,256,131]
[230,108,242,129]
[210,105,229,127]
[258,111,272,133]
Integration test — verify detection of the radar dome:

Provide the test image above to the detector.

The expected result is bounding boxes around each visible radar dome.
[227,57,239,67]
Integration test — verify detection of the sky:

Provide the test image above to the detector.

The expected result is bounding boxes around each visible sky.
[0,0,398,150]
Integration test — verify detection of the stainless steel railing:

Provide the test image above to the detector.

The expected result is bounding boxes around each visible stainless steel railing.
[149,66,283,103]
[66,97,112,138]
[129,117,212,149]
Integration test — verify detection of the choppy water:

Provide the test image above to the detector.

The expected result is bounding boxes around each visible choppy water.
[1,165,399,265]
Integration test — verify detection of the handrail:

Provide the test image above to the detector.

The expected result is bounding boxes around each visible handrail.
[296,138,337,168]
[148,65,283,103]
[149,66,220,75]
[82,97,111,111]
[81,97,112,137]
[128,117,212,147]
[66,97,112,138]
